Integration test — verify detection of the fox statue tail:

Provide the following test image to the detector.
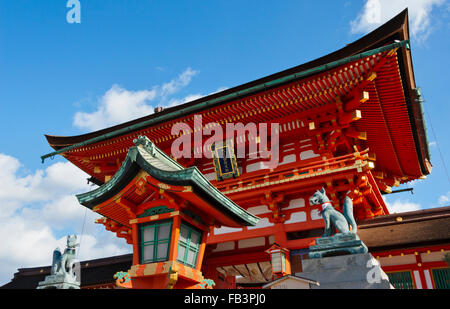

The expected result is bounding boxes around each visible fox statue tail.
[343,191,357,233]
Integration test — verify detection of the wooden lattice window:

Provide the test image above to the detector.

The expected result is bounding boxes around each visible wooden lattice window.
[140,220,172,264]
[432,268,450,289]
[386,271,415,289]
[177,222,202,268]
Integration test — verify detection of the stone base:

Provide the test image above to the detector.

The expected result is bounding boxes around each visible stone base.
[296,253,394,289]
[308,232,368,259]
[37,274,80,289]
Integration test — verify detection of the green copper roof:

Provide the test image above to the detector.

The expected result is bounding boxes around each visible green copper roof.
[76,136,259,227]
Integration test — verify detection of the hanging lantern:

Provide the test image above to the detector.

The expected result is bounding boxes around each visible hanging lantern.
[265,243,291,277]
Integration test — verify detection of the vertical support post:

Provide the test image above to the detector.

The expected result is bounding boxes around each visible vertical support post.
[196,228,209,271]
[169,215,181,262]
[132,223,139,265]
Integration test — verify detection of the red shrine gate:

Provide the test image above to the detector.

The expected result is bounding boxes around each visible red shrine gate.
[41,11,435,288]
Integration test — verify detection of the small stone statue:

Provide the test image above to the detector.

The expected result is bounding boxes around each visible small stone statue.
[309,187,357,237]
[51,235,79,277]
[299,188,391,288]
[37,235,80,289]
[308,188,367,258]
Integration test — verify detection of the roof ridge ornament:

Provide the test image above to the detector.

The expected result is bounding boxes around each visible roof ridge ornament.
[133,135,156,157]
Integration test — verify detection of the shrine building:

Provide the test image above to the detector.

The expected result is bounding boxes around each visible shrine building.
[3,9,449,289]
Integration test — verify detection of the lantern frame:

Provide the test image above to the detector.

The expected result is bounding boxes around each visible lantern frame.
[265,243,291,277]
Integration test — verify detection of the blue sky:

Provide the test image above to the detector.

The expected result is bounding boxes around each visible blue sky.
[0,1,449,284]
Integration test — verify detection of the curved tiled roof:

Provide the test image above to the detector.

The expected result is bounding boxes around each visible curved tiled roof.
[42,9,430,177]
[76,136,259,227]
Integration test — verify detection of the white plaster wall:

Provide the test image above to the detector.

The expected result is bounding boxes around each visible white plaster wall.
[282,142,295,150]
[284,211,307,224]
[420,250,449,263]
[214,226,243,235]
[212,241,235,252]
[238,237,266,249]
[246,161,270,173]
[424,270,433,289]
[247,217,274,230]
[413,270,423,289]
[285,198,305,210]
[279,154,297,166]
[246,205,271,215]
[378,254,416,267]
[204,172,217,181]
[300,149,320,160]
[310,209,322,220]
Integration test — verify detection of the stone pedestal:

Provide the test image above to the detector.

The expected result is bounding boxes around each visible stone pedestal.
[37,274,80,289]
[296,253,394,289]
[308,232,368,259]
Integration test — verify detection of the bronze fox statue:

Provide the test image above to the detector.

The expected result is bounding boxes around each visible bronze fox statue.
[51,235,79,277]
[309,187,357,237]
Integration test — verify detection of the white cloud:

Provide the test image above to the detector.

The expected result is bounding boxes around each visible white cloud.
[166,93,204,108]
[76,233,130,261]
[0,154,90,217]
[166,86,229,108]
[73,68,199,131]
[384,198,422,213]
[0,154,131,285]
[438,192,450,205]
[74,85,156,131]
[350,0,446,42]
[0,216,58,266]
[160,67,198,97]
[20,195,89,230]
